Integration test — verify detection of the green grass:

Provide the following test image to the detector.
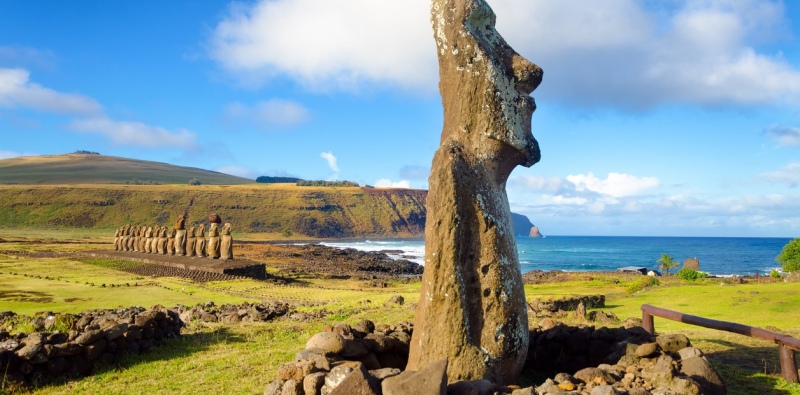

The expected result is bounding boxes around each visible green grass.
[2,248,799,394]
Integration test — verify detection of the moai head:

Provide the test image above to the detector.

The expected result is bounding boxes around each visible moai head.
[208,213,221,224]
[432,0,542,181]
[175,214,186,230]
[222,223,231,235]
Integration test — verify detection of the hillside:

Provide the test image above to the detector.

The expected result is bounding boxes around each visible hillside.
[0,184,427,238]
[0,154,253,185]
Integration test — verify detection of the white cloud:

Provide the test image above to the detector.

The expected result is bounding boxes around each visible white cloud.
[223,99,310,129]
[509,175,571,194]
[566,172,660,197]
[0,68,102,115]
[215,165,257,179]
[208,0,800,108]
[760,163,800,187]
[320,151,338,173]
[0,149,27,159]
[765,125,800,147]
[374,178,411,188]
[69,117,197,149]
[208,0,434,91]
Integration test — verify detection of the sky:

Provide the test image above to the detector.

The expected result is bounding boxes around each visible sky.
[1,0,800,237]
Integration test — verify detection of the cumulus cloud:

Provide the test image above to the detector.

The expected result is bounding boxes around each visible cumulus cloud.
[566,172,660,197]
[320,151,339,180]
[215,165,257,179]
[69,117,197,149]
[765,125,800,147]
[0,46,56,70]
[760,163,800,187]
[208,0,434,91]
[223,99,310,129]
[374,178,411,188]
[208,0,800,108]
[0,68,102,115]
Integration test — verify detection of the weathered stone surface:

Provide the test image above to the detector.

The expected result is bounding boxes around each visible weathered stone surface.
[264,379,285,395]
[447,379,494,395]
[195,224,207,257]
[680,355,726,395]
[574,367,612,385]
[301,372,326,395]
[382,359,447,395]
[328,366,380,395]
[656,334,690,354]
[186,225,197,257]
[207,223,221,259]
[280,379,303,395]
[306,332,346,354]
[407,0,541,384]
[635,342,659,358]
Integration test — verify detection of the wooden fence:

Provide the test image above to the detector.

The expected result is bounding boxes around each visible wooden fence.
[641,304,800,383]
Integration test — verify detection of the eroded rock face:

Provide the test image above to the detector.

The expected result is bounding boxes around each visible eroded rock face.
[407,0,542,384]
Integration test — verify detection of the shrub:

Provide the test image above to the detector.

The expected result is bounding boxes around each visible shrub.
[677,267,707,281]
[296,180,359,187]
[256,176,302,183]
[626,276,660,295]
[281,229,293,238]
[776,238,800,273]
[770,269,783,279]
[188,178,202,185]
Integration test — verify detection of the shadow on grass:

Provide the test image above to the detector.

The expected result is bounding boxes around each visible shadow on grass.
[703,339,800,395]
[24,326,247,393]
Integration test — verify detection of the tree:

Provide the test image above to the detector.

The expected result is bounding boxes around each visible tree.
[658,253,678,276]
[776,238,800,273]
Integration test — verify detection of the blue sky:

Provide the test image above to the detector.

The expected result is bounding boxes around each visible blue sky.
[1,0,800,237]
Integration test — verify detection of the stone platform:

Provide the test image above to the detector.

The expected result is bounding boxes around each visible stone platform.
[83,250,267,279]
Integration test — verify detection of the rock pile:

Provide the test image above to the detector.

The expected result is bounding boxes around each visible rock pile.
[264,320,414,395]
[265,321,726,395]
[0,306,182,386]
[175,301,291,324]
[528,295,605,317]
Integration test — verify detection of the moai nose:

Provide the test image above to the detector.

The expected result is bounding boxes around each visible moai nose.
[512,54,542,94]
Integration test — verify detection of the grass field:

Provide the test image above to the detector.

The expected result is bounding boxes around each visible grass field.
[1,238,799,394]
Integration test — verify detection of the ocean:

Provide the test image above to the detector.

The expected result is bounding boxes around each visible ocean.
[320,236,793,276]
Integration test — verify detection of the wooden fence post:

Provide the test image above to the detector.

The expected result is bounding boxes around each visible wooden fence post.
[642,307,654,334]
[779,343,799,383]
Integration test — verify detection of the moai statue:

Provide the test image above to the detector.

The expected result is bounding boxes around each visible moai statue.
[144,226,154,253]
[113,228,120,250]
[124,224,134,252]
[174,214,187,256]
[220,223,233,260]
[137,226,147,252]
[207,214,222,259]
[122,224,131,251]
[167,228,177,255]
[150,226,159,254]
[113,226,120,251]
[186,224,197,257]
[195,224,207,258]
[406,0,543,384]
[157,226,168,255]
[132,226,141,252]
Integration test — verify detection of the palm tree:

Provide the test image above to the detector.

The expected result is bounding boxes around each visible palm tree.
[658,253,678,276]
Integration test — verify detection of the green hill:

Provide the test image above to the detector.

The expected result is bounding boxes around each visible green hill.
[0,154,253,185]
[0,184,427,238]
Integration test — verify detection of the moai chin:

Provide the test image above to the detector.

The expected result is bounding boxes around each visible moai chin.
[406,0,542,384]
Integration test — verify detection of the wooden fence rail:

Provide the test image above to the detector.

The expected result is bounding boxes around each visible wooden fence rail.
[641,304,800,383]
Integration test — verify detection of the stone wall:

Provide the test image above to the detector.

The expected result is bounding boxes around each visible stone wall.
[0,306,182,387]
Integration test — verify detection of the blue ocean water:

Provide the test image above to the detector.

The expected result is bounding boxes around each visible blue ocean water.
[321,236,792,276]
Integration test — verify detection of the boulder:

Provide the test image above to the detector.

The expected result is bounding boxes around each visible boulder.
[306,332,346,354]
[382,359,447,395]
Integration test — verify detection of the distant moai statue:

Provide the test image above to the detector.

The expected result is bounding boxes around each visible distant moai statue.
[406,0,543,384]
[195,224,207,257]
[150,226,159,254]
[220,223,233,260]
[133,226,142,252]
[144,226,154,253]
[113,228,120,250]
[207,214,222,259]
[126,225,136,252]
[174,214,187,256]
[167,228,177,255]
[684,257,700,271]
[137,226,147,252]
[186,224,197,257]
[122,224,131,251]
[157,226,168,255]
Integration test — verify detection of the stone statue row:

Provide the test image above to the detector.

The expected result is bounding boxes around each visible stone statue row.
[113,214,234,260]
